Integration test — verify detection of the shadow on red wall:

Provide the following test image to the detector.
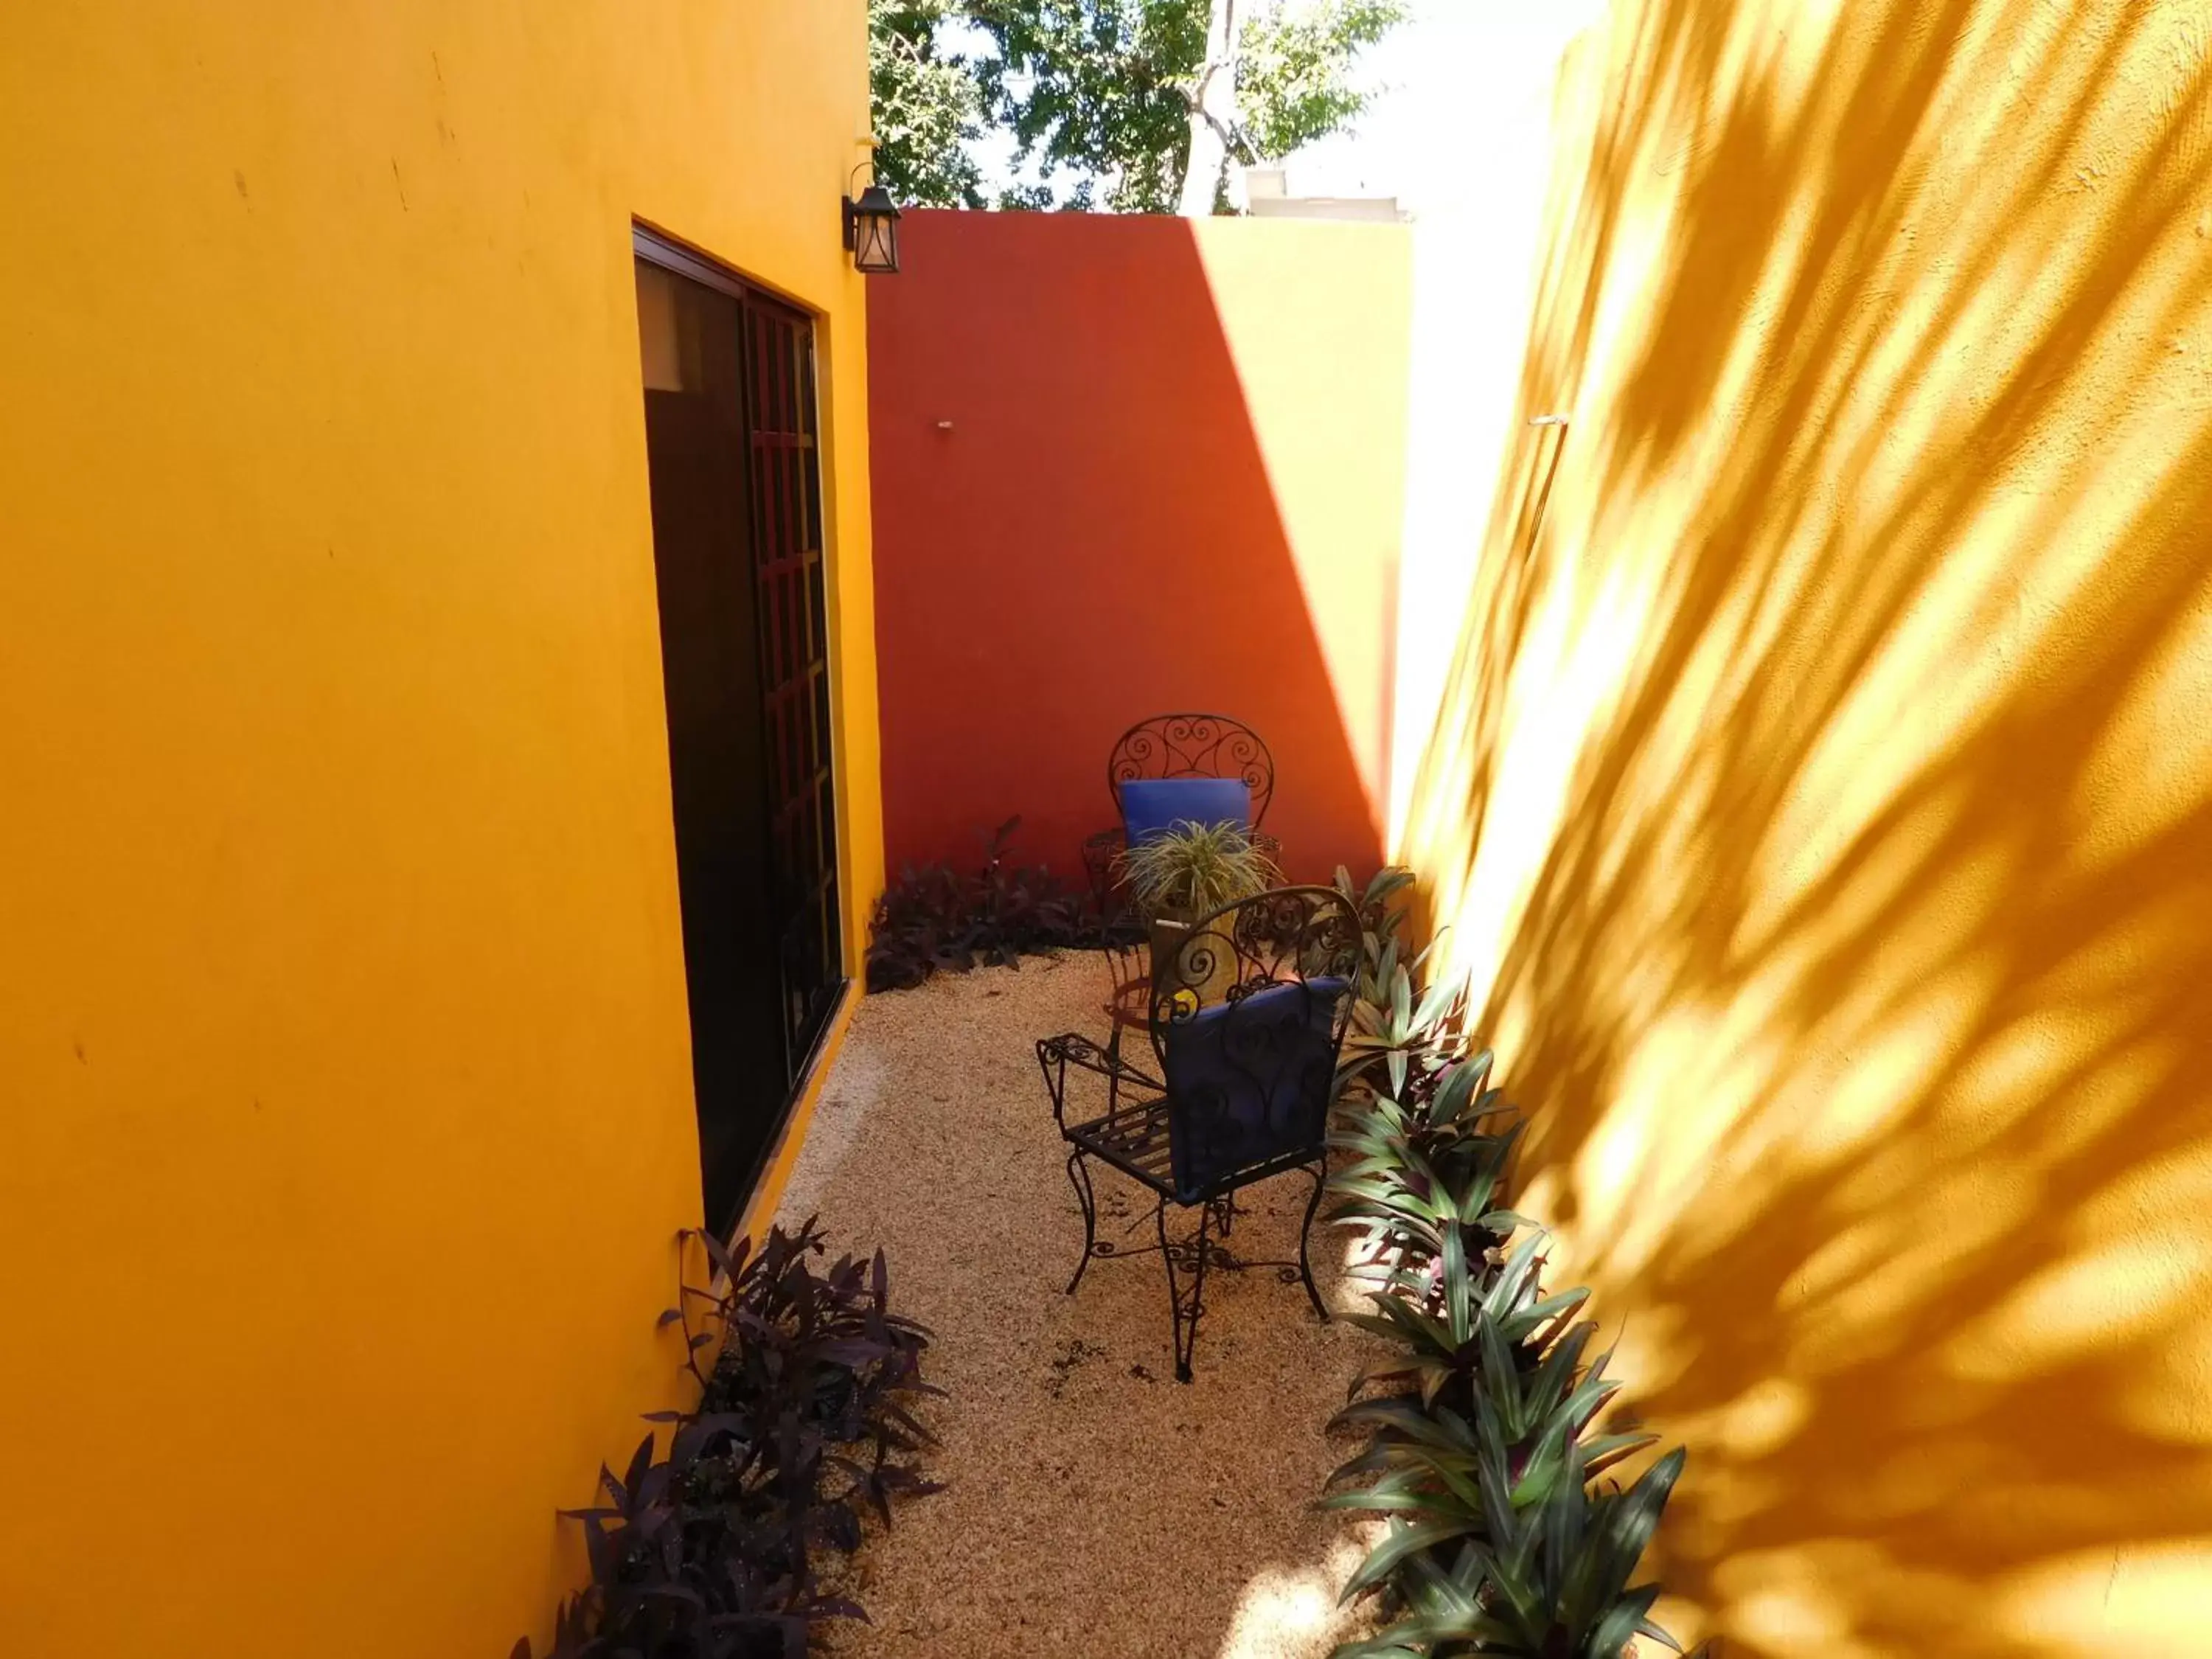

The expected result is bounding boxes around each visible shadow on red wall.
[867,211,1386,894]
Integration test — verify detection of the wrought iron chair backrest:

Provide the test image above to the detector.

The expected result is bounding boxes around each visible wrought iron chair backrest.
[1147,886,1358,1203]
[1105,713,1276,829]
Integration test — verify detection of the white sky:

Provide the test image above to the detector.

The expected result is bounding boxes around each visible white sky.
[962,0,1612,213]
[1287,0,1609,211]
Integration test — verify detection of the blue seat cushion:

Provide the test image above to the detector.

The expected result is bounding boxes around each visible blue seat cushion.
[1163,975,1349,1202]
[1119,776,1252,846]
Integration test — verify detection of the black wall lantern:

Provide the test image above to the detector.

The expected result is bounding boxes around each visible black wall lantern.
[842,180,902,275]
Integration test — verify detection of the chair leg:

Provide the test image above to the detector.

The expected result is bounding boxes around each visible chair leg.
[1297,1159,1329,1322]
[1105,1023,1123,1116]
[1065,1150,1099,1295]
[1159,1197,1211,1382]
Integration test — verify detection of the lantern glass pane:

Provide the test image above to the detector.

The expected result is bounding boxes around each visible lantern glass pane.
[856,213,898,274]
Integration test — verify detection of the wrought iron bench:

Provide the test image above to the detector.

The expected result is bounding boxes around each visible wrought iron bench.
[1036,885,1357,1380]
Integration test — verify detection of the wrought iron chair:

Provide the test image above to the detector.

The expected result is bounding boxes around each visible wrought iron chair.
[1081,712,1281,922]
[1037,885,1358,1381]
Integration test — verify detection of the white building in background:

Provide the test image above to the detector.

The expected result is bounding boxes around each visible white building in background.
[1242,165,1405,222]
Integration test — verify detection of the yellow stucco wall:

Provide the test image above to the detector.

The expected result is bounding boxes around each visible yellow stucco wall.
[1399,0,2212,1651]
[0,2,882,1655]
[1193,218,1414,853]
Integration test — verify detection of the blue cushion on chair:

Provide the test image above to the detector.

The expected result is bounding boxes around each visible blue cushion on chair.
[1119,776,1252,846]
[1162,975,1349,1203]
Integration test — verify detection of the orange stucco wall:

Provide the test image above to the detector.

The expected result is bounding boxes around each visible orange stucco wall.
[0,3,881,1655]
[868,210,1410,887]
[1399,0,2212,1650]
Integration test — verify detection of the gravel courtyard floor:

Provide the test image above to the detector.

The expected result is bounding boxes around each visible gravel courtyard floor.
[776,953,1387,1659]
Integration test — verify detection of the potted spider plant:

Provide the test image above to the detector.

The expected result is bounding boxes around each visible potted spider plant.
[1116,820,1281,1001]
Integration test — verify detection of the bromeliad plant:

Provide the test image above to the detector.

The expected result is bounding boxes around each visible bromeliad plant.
[1333,866,1464,1109]
[1323,1090,1690,1658]
[1322,897,1691,1657]
[1332,1438,1688,1659]
[515,1219,942,1659]
[1338,958,1466,1109]
[1338,866,1427,997]
[1329,1053,1525,1307]
[866,815,1091,990]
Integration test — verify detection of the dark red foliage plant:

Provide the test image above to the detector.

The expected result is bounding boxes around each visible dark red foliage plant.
[514,1218,942,1659]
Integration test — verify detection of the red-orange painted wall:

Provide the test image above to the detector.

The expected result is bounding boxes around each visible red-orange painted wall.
[868,209,1412,891]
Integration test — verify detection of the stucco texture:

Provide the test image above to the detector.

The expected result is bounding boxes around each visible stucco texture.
[0,2,881,1655]
[868,211,1411,886]
[1396,0,2212,1652]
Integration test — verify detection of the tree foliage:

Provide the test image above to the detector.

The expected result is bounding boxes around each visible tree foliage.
[1237,0,1402,166]
[870,0,988,207]
[868,0,1405,215]
[971,1,1203,212]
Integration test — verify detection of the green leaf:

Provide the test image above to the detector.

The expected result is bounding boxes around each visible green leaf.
[1340,1517,1478,1602]
[1413,977,1458,1031]
[1431,1062,1478,1122]
[1335,1398,1474,1452]
[1590,1447,1686,1613]
[1441,1225,1472,1348]
[1527,1321,1593,1422]
[1318,1486,1452,1517]
[1583,1431,1662,1480]
[1590,1582,1664,1657]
